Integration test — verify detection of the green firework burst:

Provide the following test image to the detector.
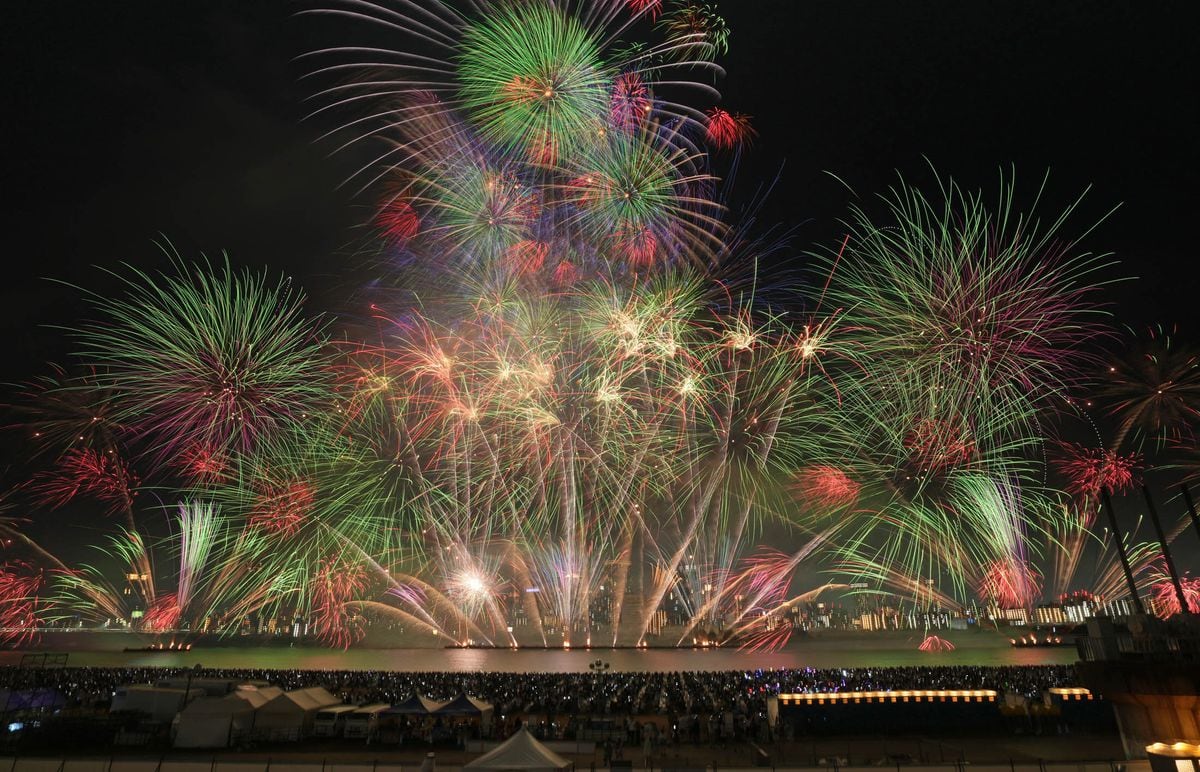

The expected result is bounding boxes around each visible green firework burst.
[458,2,612,160]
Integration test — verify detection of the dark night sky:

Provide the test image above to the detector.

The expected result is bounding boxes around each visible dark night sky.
[2,0,1197,383]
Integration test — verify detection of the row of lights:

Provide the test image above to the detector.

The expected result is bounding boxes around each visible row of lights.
[779,690,997,705]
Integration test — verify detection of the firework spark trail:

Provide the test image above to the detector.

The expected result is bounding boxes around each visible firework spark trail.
[0,563,46,646]
[70,253,332,469]
[1098,324,1200,452]
[0,1,1140,647]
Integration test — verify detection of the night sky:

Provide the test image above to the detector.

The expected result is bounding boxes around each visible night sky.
[1,1,1197,563]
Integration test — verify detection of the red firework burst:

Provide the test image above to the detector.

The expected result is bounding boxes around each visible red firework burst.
[143,593,182,632]
[790,466,860,509]
[0,563,45,646]
[504,240,550,275]
[619,227,658,267]
[375,199,420,245]
[30,448,137,515]
[627,0,662,19]
[311,558,368,649]
[904,418,974,473]
[248,477,315,536]
[610,72,652,132]
[1152,576,1200,618]
[704,108,756,150]
[977,560,1041,609]
[552,260,579,288]
[178,443,229,486]
[1054,442,1140,498]
[918,634,955,652]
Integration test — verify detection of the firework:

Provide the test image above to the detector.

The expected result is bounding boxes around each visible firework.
[311,556,370,649]
[1054,442,1140,499]
[977,559,1042,610]
[71,254,332,466]
[1097,324,1200,451]
[1152,575,1200,617]
[459,3,611,159]
[29,448,137,517]
[704,108,754,150]
[918,635,955,652]
[658,3,730,60]
[0,1,1145,651]
[0,562,46,646]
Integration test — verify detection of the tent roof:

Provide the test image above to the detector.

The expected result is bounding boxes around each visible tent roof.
[118,684,190,695]
[0,688,65,710]
[463,728,571,771]
[386,694,447,715]
[260,686,340,713]
[437,693,493,716]
[230,685,282,708]
[178,694,256,718]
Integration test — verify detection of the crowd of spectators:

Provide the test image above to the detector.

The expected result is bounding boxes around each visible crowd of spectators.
[0,663,1077,718]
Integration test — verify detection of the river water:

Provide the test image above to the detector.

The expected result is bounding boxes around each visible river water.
[0,630,1077,672]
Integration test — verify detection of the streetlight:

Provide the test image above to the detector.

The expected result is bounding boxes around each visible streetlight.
[181,663,203,711]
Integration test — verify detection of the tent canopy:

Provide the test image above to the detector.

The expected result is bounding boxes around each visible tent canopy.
[464,728,572,771]
[173,694,257,748]
[259,687,339,716]
[230,685,282,709]
[386,694,447,715]
[437,693,493,716]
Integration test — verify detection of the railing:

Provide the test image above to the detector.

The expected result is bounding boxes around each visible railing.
[1077,633,1200,662]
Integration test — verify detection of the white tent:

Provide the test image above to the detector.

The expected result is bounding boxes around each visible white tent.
[463,728,572,772]
[253,686,341,741]
[112,684,200,723]
[173,696,252,748]
[173,684,280,748]
[231,684,283,705]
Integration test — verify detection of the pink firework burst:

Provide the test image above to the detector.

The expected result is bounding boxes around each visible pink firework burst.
[0,563,45,646]
[790,465,861,509]
[375,198,420,246]
[610,72,652,132]
[249,477,315,536]
[704,108,755,150]
[919,634,955,652]
[143,593,182,632]
[1152,575,1200,618]
[1054,442,1140,498]
[977,559,1041,609]
[30,448,137,515]
[311,558,369,649]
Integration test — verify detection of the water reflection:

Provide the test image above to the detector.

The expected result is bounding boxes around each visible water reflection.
[0,632,1077,672]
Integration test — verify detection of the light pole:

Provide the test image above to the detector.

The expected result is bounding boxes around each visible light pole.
[181,662,203,711]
